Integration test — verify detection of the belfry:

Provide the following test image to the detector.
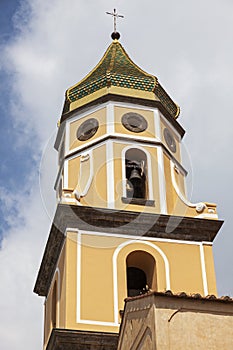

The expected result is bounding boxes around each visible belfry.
[34,20,233,350]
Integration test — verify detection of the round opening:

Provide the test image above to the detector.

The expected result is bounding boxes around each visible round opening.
[164,128,176,153]
[122,112,148,133]
[77,118,99,141]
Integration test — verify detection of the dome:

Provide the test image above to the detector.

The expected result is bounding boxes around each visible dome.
[61,40,180,122]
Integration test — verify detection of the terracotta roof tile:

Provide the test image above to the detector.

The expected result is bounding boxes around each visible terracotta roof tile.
[125,290,233,303]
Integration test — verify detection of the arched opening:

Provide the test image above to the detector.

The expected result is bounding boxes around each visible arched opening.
[127,267,147,297]
[51,281,57,328]
[125,148,147,199]
[126,250,157,297]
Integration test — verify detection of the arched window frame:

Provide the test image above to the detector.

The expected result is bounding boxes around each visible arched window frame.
[113,240,170,324]
[51,281,57,328]
[126,250,157,297]
[121,145,154,203]
[50,268,60,329]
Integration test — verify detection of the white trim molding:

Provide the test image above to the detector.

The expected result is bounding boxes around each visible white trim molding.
[106,103,115,134]
[154,109,162,141]
[63,159,69,189]
[106,140,115,209]
[170,160,206,213]
[200,244,209,296]
[195,213,218,219]
[65,121,69,157]
[73,151,94,200]
[157,147,167,214]
[76,232,81,323]
[76,229,212,246]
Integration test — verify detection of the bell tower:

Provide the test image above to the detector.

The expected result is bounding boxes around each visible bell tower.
[34,29,223,350]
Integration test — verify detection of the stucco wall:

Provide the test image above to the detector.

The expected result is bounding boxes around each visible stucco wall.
[118,293,233,350]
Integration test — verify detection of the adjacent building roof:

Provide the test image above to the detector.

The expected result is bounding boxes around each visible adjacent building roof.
[61,39,180,120]
[119,290,233,350]
[125,290,233,303]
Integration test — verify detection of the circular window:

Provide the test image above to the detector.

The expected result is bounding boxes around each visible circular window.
[77,118,99,141]
[164,128,176,153]
[121,113,148,133]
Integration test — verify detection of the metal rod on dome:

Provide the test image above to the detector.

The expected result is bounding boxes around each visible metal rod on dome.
[106,8,124,33]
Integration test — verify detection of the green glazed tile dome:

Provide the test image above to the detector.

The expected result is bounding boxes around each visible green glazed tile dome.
[63,40,180,119]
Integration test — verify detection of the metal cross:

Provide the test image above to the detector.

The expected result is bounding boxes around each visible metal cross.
[106,8,124,33]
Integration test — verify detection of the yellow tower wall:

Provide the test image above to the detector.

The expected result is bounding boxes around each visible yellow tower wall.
[42,229,217,345]
[43,241,66,348]
[69,107,107,151]
[57,102,217,220]
[114,106,156,139]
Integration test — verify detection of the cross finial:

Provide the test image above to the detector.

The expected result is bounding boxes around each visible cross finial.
[106,8,124,40]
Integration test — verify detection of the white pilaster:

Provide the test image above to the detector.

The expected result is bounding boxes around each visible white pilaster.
[106,140,115,209]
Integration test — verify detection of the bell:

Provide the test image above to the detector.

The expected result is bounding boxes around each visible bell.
[129,168,145,199]
[129,168,142,181]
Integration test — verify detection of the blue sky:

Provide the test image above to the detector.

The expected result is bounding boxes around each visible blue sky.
[0,0,36,237]
[0,0,20,185]
[0,1,233,349]
[0,0,18,40]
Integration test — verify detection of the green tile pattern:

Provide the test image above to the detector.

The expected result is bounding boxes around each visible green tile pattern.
[68,42,155,101]
[67,41,179,118]
[155,84,178,118]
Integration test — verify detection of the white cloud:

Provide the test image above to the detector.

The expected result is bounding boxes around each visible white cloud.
[0,0,233,349]
[0,181,49,349]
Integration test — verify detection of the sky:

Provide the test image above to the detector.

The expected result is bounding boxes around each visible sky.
[0,0,232,349]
